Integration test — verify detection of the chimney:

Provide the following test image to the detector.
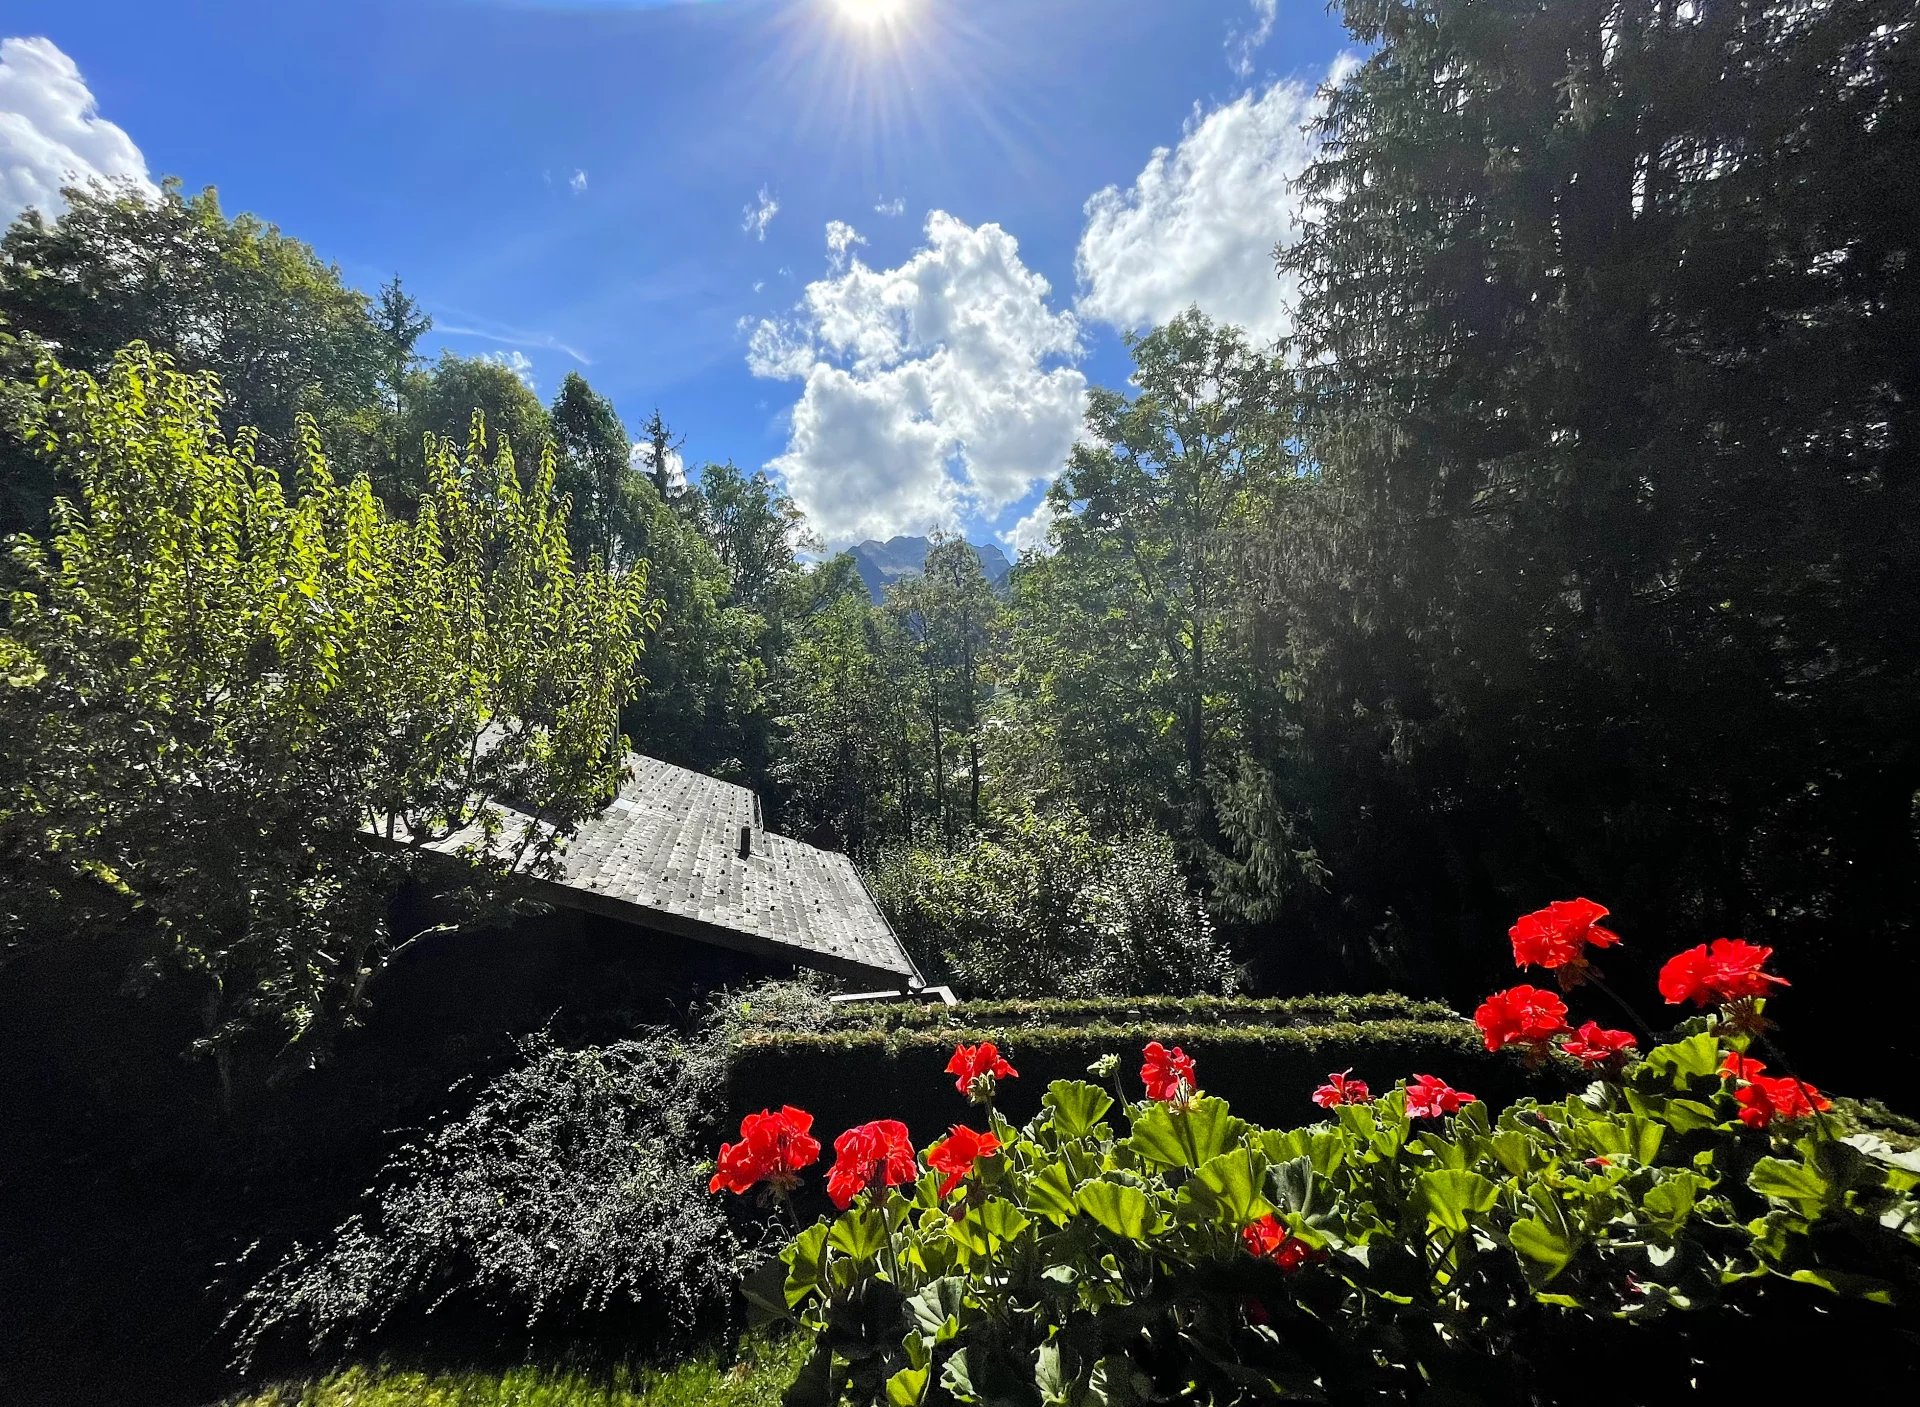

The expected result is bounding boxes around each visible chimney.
[738,824,753,859]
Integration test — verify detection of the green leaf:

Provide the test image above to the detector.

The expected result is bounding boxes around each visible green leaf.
[1035,1342,1068,1407]
[1179,1147,1271,1226]
[782,1222,829,1309]
[1025,1162,1079,1226]
[886,1367,930,1407]
[1788,1267,1895,1304]
[1127,1096,1248,1169]
[829,1208,890,1262]
[940,1348,977,1404]
[1641,1172,1703,1238]
[1749,1157,1832,1213]
[1413,1169,1499,1235]
[1078,1180,1155,1240]
[907,1277,966,1343]
[1043,1080,1115,1140]
[1644,1033,1722,1082]
[1509,1217,1578,1281]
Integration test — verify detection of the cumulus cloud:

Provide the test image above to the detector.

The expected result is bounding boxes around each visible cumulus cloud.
[1000,496,1060,558]
[742,184,779,241]
[0,36,151,227]
[1227,1,1278,79]
[569,168,588,195]
[1075,56,1354,346]
[825,219,866,272]
[873,196,906,217]
[747,211,1087,545]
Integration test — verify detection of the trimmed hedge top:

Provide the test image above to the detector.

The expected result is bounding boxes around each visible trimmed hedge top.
[738,992,1462,1035]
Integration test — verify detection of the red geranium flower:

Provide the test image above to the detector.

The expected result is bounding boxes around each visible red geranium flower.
[1658,938,1789,1008]
[1241,1214,1318,1272]
[926,1124,1001,1199]
[1509,898,1622,974]
[1311,1069,1371,1109]
[1559,1021,1638,1067]
[826,1119,918,1209]
[946,1041,1018,1102]
[1141,1041,1198,1104]
[1404,1073,1475,1120]
[708,1105,821,1196]
[1474,985,1571,1053]
[1718,1050,1829,1129]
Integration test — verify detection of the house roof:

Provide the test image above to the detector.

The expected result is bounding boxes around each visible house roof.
[410,752,921,988]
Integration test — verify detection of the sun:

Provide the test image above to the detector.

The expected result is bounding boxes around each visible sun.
[833,0,915,28]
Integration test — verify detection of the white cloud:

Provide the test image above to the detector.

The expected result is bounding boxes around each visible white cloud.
[569,168,588,195]
[0,36,151,227]
[1226,1,1278,79]
[742,184,779,241]
[747,211,1087,545]
[825,219,866,272]
[873,196,906,218]
[482,348,536,391]
[1075,56,1354,346]
[1000,496,1060,558]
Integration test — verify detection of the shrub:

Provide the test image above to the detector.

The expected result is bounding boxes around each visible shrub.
[868,815,1236,999]
[725,903,1920,1405]
[231,1032,747,1366]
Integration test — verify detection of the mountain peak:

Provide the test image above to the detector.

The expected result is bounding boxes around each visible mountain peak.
[847,536,1012,602]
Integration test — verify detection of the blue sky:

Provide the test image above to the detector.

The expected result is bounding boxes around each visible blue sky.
[0,0,1352,549]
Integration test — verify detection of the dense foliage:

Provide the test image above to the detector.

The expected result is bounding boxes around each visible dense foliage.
[869,816,1233,999]
[732,913,1920,1405]
[0,347,651,1082]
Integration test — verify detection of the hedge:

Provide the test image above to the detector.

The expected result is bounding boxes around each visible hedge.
[769,992,1462,1035]
[723,1014,1566,1143]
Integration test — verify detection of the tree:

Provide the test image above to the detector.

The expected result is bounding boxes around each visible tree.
[888,535,1000,838]
[372,275,432,503]
[0,346,652,1095]
[1020,310,1293,841]
[698,460,810,610]
[398,352,553,501]
[1276,0,1920,1035]
[549,371,632,565]
[0,180,385,528]
[634,407,684,499]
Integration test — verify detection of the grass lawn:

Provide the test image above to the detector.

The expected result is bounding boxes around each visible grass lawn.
[227,1332,809,1407]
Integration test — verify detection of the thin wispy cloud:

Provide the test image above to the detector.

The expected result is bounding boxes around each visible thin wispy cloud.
[1227,0,1278,78]
[568,168,587,194]
[436,317,592,366]
[873,196,906,217]
[742,184,779,241]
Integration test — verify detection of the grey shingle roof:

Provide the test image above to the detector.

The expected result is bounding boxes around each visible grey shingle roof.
[408,753,920,987]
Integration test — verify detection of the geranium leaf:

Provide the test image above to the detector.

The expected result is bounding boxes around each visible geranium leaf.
[1025,1162,1079,1225]
[1077,1179,1155,1240]
[1749,1156,1832,1213]
[1044,1080,1115,1140]
[1413,1169,1498,1235]
[1509,1217,1578,1281]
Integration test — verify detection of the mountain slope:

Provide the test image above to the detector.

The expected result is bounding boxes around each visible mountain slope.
[848,536,1011,602]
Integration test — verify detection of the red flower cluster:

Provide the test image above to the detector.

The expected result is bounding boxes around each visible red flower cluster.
[1719,1051,1830,1129]
[947,1041,1019,1101]
[1141,1042,1198,1104]
[1560,1020,1637,1067]
[1311,1069,1371,1109]
[1240,1214,1319,1271]
[1659,939,1789,1009]
[1509,898,1621,979]
[827,1119,918,1209]
[1405,1073,1475,1119]
[709,1106,821,1197]
[927,1124,1001,1199]
[1473,985,1571,1054]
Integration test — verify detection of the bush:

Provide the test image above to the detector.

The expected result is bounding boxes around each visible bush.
[768,993,1462,1035]
[868,816,1236,999]
[231,1032,748,1366]
[731,908,1920,1406]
